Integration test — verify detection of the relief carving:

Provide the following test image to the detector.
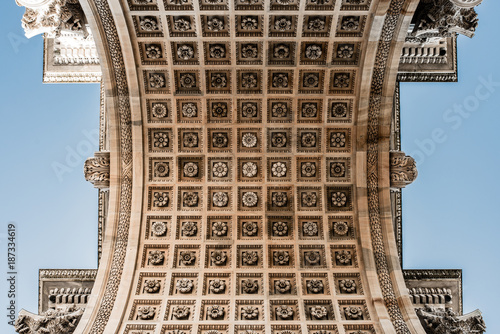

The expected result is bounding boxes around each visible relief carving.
[16,0,87,38]
[14,307,83,334]
[417,306,486,334]
[410,0,481,42]
[390,151,418,189]
[84,151,110,189]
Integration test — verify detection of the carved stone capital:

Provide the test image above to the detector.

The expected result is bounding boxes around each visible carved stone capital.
[15,307,83,334]
[84,151,110,189]
[16,0,87,38]
[390,151,418,189]
[417,306,486,334]
[410,0,480,40]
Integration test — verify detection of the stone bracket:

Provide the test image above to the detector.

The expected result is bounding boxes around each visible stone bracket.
[84,151,110,189]
[390,151,418,190]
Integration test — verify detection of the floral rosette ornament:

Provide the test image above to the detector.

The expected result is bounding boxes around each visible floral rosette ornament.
[182,221,197,236]
[182,102,197,118]
[176,278,194,293]
[344,306,363,320]
[302,221,318,236]
[241,133,258,148]
[137,306,156,320]
[212,192,229,208]
[183,192,199,207]
[307,279,324,293]
[241,251,259,265]
[143,279,161,293]
[273,221,288,236]
[273,250,290,265]
[211,250,227,265]
[241,279,259,293]
[151,103,168,118]
[146,44,161,59]
[209,279,226,294]
[207,305,225,319]
[276,305,294,319]
[242,221,258,236]
[242,192,258,207]
[272,192,288,207]
[212,221,228,236]
[242,102,257,117]
[301,192,317,207]
[153,132,169,148]
[151,221,167,236]
[271,162,287,177]
[212,162,228,178]
[331,191,347,207]
[304,251,321,265]
[153,192,169,207]
[310,306,328,319]
[275,279,291,293]
[177,44,194,60]
[148,250,164,265]
[242,162,258,177]
[172,305,190,319]
[179,251,196,265]
[336,250,352,265]
[210,45,225,58]
[241,306,259,320]
[339,279,357,293]
[333,221,349,236]
[154,162,169,177]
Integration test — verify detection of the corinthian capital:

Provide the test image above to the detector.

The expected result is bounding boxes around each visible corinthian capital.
[15,0,86,38]
[411,0,481,39]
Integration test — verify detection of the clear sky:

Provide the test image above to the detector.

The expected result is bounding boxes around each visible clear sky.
[1,1,499,334]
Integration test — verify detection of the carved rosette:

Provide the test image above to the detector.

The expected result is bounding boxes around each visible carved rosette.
[15,0,87,38]
[417,307,486,334]
[84,151,110,189]
[15,307,83,334]
[390,151,418,190]
[411,0,481,39]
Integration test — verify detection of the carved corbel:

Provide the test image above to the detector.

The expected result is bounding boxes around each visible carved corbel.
[84,151,110,190]
[14,307,83,334]
[417,306,486,334]
[15,0,87,38]
[390,151,418,190]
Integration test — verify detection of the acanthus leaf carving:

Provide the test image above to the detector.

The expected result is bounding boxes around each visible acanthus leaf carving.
[14,306,83,334]
[410,0,481,42]
[390,151,418,189]
[84,151,110,189]
[16,0,87,38]
[417,306,486,334]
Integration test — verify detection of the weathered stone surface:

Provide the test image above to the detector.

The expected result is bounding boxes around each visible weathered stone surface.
[417,307,486,334]
[14,307,83,334]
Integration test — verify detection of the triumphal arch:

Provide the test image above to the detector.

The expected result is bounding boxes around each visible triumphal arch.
[13,0,487,333]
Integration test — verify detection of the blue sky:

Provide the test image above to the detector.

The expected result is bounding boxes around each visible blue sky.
[1,1,499,333]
